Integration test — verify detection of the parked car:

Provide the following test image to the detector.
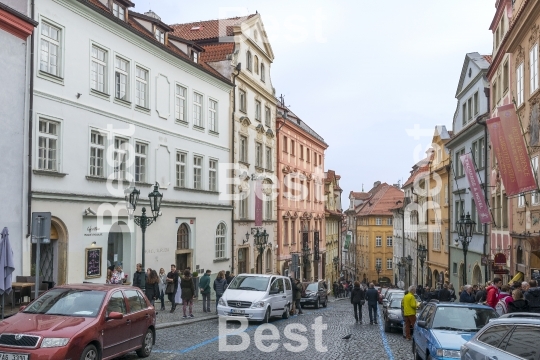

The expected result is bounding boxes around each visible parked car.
[0,283,156,360]
[385,288,404,299]
[384,298,405,332]
[412,301,497,360]
[217,274,293,323]
[383,290,405,307]
[381,287,390,297]
[460,313,540,360]
[300,281,328,309]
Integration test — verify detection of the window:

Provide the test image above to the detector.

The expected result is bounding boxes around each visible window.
[386,218,392,225]
[255,100,261,121]
[462,103,467,125]
[473,92,479,115]
[239,89,246,112]
[266,146,272,170]
[453,262,457,274]
[193,155,202,189]
[155,28,164,43]
[91,45,107,93]
[283,136,288,153]
[376,218,382,225]
[455,149,465,176]
[467,97,472,120]
[193,92,203,128]
[492,81,497,108]
[40,22,61,76]
[518,193,526,207]
[240,193,248,219]
[375,258,382,268]
[433,231,441,250]
[38,119,59,171]
[112,2,125,20]
[479,137,485,168]
[517,63,524,106]
[306,149,310,163]
[265,190,272,220]
[177,223,189,249]
[113,137,128,180]
[125,290,145,312]
[209,159,217,191]
[386,236,392,247]
[175,85,187,123]
[246,51,252,71]
[531,44,539,93]
[209,99,218,133]
[115,57,129,101]
[314,152,317,166]
[191,50,198,63]
[291,140,295,156]
[265,107,271,127]
[135,142,147,183]
[376,236,382,247]
[503,326,540,359]
[477,325,513,347]
[215,223,226,259]
[386,259,393,270]
[176,152,186,187]
[89,131,104,177]
[239,135,247,163]
[107,291,126,315]
[533,157,539,205]
[135,66,148,108]
[503,61,509,92]
[254,56,259,74]
[261,63,265,82]
[291,220,295,244]
[283,221,288,245]
[319,154,322,165]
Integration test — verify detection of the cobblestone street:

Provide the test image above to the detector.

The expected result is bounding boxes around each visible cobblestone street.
[119,298,414,360]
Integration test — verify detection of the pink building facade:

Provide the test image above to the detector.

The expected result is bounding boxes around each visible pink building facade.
[276,103,328,281]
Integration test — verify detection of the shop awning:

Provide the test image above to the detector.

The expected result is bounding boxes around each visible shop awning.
[510,272,524,284]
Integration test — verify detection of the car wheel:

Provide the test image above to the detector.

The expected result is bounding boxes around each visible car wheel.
[282,305,290,319]
[136,328,154,358]
[314,298,320,309]
[80,344,99,360]
[323,297,328,308]
[384,319,391,333]
[262,308,271,323]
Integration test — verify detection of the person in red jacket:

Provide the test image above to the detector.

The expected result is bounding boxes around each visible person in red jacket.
[486,277,503,308]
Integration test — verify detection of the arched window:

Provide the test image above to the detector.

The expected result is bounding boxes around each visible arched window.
[215,223,226,259]
[254,56,259,74]
[246,51,252,71]
[517,245,523,264]
[177,223,189,249]
[261,63,265,82]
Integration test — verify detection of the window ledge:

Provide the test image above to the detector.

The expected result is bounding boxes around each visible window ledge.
[33,169,67,177]
[209,130,219,136]
[239,109,247,114]
[174,186,219,195]
[238,161,250,167]
[265,169,273,173]
[193,125,205,132]
[38,70,64,85]
[85,176,150,186]
[255,165,265,172]
[175,120,189,127]
[90,88,110,100]
[213,258,230,263]
[135,105,151,114]
[114,97,132,108]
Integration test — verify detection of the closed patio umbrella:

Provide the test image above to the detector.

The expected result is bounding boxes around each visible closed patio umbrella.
[0,227,15,319]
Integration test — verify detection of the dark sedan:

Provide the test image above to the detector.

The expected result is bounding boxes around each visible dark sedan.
[300,281,328,308]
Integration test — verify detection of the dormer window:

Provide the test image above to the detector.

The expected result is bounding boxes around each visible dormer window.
[155,28,164,43]
[191,50,198,63]
[112,2,125,21]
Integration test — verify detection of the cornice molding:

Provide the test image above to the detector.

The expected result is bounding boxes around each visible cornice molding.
[0,7,36,39]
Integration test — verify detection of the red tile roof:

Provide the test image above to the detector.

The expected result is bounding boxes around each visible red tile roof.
[170,14,258,41]
[356,183,404,216]
[350,191,370,200]
[200,43,235,62]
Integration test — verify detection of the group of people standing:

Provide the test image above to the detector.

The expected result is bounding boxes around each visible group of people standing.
[482,277,540,315]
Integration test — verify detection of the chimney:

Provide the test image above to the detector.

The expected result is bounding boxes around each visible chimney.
[373,181,381,188]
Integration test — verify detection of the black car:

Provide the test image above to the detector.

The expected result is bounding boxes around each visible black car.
[300,281,328,308]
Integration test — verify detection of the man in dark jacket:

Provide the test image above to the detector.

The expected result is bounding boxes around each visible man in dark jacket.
[365,282,379,325]
[294,279,304,315]
[166,264,179,312]
[459,285,476,303]
[438,283,452,302]
[525,280,540,313]
[350,281,366,323]
[225,271,234,285]
[199,270,212,313]
[133,263,146,289]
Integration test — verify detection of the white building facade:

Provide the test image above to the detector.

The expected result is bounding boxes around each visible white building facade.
[30,0,233,285]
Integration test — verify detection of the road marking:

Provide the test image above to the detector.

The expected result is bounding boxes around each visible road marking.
[376,306,395,360]
[154,307,330,355]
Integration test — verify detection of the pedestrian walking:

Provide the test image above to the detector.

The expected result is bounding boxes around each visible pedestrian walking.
[438,283,451,302]
[459,285,476,303]
[525,280,540,313]
[486,277,503,308]
[199,269,212,313]
[290,277,297,314]
[132,263,146,289]
[509,289,530,313]
[350,281,365,323]
[365,282,379,325]
[145,269,159,307]
[214,270,228,314]
[180,270,195,318]
[158,268,167,311]
[294,279,304,315]
[166,264,179,313]
[403,286,417,340]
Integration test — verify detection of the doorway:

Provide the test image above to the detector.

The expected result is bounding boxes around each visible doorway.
[238,248,248,274]
[176,254,188,272]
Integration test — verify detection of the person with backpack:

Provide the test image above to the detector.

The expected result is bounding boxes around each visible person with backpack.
[350,281,365,323]
[495,284,513,316]
[486,278,503,308]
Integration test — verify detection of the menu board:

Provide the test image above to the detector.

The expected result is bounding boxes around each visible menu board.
[85,247,102,279]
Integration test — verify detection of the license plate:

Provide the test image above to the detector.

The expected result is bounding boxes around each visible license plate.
[230,309,245,314]
[0,352,29,360]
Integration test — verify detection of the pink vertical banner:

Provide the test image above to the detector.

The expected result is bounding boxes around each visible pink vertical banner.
[255,179,263,226]
[486,117,520,196]
[460,153,492,224]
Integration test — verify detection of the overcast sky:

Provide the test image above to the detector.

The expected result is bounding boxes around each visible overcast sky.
[138,0,495,201]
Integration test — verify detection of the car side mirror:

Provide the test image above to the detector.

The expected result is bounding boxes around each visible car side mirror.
[269,288,279,295]
[417,320,427,329]
[107,311,123,320]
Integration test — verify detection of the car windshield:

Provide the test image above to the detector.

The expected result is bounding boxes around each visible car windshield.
[431,306,498,331]
[23,289,106,317]
[390,299,402,309]
[306,283,318,292]
[228,276,270,291]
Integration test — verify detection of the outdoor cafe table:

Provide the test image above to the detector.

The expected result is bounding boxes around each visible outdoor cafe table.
[10,282,34,308]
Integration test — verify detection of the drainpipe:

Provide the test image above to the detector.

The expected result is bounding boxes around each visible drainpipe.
[447,163,451,285]
[230,63,241,274]
[26,0,35,238]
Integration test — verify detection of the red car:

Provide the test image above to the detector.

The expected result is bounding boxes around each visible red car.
[0,283,156,360]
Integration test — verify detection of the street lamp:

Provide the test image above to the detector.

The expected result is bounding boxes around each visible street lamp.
[333,256,339,284]
[254,229,270,255]
[456,213,475,286]
[405,255,413,287]
[125,182,163,269]
[417,244,427,286]
[375,263,381,285]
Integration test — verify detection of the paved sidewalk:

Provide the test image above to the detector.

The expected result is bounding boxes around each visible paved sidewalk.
[155,299,217,329]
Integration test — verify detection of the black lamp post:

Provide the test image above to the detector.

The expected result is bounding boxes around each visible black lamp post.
[417,244,427,286]
[125,182,163,269]
[375,263,381,285]
[252,228,270,273]
[456,213,475,286]
[333,256,339,282]
[405,255,413,287]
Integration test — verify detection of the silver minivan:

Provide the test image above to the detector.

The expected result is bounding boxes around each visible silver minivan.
[217,274,293,322]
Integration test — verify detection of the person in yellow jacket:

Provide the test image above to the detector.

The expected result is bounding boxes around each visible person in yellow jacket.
[403,285,417,340]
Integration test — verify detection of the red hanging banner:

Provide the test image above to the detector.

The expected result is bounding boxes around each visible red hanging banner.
[487,117,520,196]
[460,153,492,224]
[254,179,263,226]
